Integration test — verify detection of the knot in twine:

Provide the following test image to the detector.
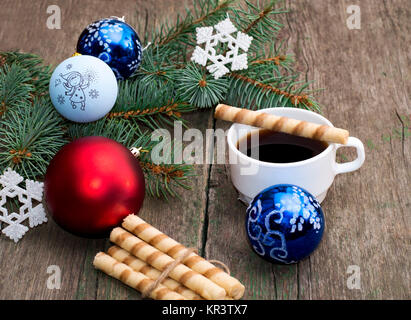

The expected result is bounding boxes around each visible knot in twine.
[141,248,231,299]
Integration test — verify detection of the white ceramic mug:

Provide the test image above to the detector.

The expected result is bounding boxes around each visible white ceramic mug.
[227,107,365,203]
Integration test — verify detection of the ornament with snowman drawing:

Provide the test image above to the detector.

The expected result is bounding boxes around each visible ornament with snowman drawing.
[59,71,93,111]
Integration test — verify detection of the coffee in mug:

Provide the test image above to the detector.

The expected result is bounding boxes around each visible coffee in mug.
[237,129,329,164]
[227,107,365,204]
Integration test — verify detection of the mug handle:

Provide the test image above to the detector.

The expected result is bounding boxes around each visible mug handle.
[334,137,365,175]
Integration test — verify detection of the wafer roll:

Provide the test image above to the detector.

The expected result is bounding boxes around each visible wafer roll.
[107,245,202,300]
[122,214,245,299]
[93,252,185,300]
[214,104,349,144]
[110,227,226,300]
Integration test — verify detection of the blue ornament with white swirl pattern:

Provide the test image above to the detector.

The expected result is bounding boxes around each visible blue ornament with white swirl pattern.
[246,184,324,264]
[76,17,142,80]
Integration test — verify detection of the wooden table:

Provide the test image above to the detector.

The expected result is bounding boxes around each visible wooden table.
[0,0,409,300]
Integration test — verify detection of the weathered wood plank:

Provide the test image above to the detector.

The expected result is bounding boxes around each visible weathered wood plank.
[0,0,211,300]
[205,0,410,300]
[287,0,410,299]
[0,0,409,300]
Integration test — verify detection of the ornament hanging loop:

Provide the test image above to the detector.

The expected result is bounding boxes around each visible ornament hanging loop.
[110,16,125,22]
[143,42,152,51]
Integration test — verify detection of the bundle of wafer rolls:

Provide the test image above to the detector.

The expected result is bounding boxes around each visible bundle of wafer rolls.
[93,214,245,300]
[215,104,349,144]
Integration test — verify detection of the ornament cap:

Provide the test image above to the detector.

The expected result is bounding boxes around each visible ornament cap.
[130,147,142,158]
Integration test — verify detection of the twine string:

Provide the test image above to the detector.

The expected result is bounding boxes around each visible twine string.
[208,259,231,275]
[141,247,197,299]
[141,248,231,299]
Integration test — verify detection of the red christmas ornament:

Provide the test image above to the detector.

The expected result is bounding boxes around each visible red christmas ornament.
[44,136,145,237]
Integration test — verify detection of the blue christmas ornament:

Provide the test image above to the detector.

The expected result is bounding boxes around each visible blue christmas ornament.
[246,184,324,264]
[76,17,142,80]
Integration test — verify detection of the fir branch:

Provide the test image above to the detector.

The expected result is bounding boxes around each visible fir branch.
[249,53,294,78]
[132,46,176,83]
[140,161,194,199]
[151,0,234,61]
[107,101,195,130]
[0,97,67,179]
[250,41,294,72]
[230,0,285,53]
[242,1,277,33]
[111,78,195,130]
[131,129,194,200]
[158,0,234,47]
[175,64,229,108]
[67,118,138,147]
[134,132,194,199]
[251,54,287,66]
[226,72,320,111]
[0,55,6,67]
[0,64,33,117]
[131,130,195,199]
[0,51,52,95]
[246,55,293,80]
[107,102,183,119]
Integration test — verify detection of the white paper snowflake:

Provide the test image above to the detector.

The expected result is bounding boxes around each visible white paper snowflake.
[0,168,47,243]
[191,17,253,79]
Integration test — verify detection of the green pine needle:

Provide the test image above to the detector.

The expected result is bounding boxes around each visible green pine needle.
[150,0,235,60]
[176,64,229,108]
[0,51,52,95]
[0,98,67,179]
[0,64,33,117]
[111,77,196,129]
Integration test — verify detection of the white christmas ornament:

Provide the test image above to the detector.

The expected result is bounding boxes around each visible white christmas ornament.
[49,55,118,123]
[191,17,253,79]
[0,168,47,243]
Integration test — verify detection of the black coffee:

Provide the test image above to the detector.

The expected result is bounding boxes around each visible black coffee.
[237,129,328,163]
